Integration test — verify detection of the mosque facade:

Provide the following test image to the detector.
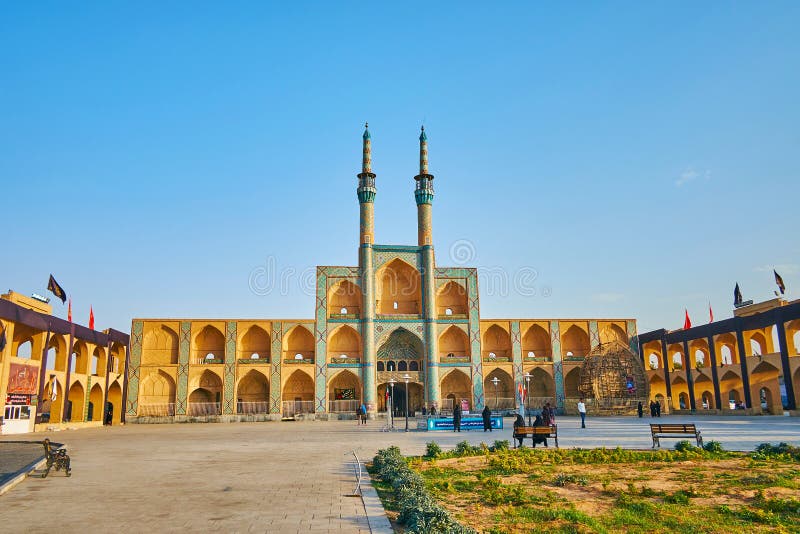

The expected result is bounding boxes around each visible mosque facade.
[125,126,638,422]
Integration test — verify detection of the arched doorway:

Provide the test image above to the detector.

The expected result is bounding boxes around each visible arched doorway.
[750,362,781,414]
[194,325,225,364]
[88,383,103,421]
[237,370,270,414]
[564,367,581,399]
[522,324,552,360]
[107,381,123,424]
[440,369,472,413]
[483,368,514,411]
[282,369,314,416]
[328,370,361,413]
[528,367,555,406]
[67,381,85,422]
[189,370,222,415]
[376,258,421,315]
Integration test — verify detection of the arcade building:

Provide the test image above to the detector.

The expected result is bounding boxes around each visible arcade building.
[125,126,638,422]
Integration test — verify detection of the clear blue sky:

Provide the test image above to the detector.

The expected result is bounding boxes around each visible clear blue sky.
[2,3,798,334]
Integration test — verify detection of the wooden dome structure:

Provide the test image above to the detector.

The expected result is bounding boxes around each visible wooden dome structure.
[578,341,649,413]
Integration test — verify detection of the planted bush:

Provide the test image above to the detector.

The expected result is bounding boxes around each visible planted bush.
[425,441,442,459]
[703,441,724,453]
[372,447,476,534]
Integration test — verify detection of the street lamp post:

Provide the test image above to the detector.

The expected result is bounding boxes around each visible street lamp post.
[524,372,532,426]
[491,376,500,414]
[403,374,411,432]
[388,378,396,430]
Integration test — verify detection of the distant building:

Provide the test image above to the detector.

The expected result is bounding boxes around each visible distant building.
[639,298,800,415]
[0,291,129,434]
[126,125,637,422]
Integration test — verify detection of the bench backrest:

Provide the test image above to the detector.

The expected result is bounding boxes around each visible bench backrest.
[515,426,555,434]
[650,424,697,433]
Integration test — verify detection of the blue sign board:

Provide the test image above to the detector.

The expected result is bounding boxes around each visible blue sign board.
[426,416,503,431]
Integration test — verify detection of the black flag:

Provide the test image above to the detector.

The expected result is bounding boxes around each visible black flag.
[47,274,67,303]
[734,283,743,306]
[774,270,785,295]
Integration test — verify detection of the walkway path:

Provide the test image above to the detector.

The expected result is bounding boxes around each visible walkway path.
[0,415,797,532]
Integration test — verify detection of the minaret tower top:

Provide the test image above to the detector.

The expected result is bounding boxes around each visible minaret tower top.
[357,122,376,245]
[414,125,434,206]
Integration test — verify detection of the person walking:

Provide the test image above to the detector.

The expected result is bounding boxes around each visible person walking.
[359,402,367,425]
[482,405,492,432]
[655,400,662,418]
[452,402,462,432]
[637,401,643,418]
[577,398,587,428]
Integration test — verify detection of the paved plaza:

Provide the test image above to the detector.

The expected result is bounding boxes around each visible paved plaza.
[1,415,799,533]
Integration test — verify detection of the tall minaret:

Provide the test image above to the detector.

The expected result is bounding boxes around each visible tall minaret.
[415,125,440,409]
[414,126,434,246]
[357,122,376,244]
[357,122,377,415]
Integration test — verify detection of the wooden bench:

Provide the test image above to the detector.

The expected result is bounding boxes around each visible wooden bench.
[41,439,71,478]
[649,423,703,449]
[513,425,558,449]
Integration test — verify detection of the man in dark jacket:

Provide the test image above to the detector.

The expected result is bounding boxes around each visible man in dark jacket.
[482,405,492,432]
[452,402,462,432]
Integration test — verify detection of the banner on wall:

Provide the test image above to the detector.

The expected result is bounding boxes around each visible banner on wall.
[7,363,38,395]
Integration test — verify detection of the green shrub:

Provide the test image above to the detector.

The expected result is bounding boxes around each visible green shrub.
[674,440,698,452]
[454,440,479,456]
[552,473,589,487]
[664,489,696,504]
[703,441,724,453]
[490,440,510,452]
[372,447,476,534]
[752,442,800,462]
[425,441,442,459]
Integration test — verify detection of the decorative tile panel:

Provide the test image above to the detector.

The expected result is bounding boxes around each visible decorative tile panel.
[510,321,523,396]
[550,320,564,413]
[270,322,282,414]
[223,321,237,414]
[83,376,92,422]
[467,269,484,409]
[126,320,143,415]
[176,321,191,415]
[315,268,328,413]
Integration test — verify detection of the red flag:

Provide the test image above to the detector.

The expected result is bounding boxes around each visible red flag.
[67,299,72,323]
[89,306,95,330]
[683,309,691,330]
[518,382,525,402]
[709,303,714,323]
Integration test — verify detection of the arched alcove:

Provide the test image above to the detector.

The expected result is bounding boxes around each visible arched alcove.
[439,326,469,361]
[142,325,179,365]
[522,324,551,360]
[237,370,270,414]
[483,324,511,359]
[239,325,271,361]
[436,281,468,316]
[194,325,225,363]
[328,325,362,362]
[376,259,421,315]
[329,280,362,316]
[561,325,590,358]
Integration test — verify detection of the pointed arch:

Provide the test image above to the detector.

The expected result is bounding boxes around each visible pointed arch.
[328,280,362,316]
[375,258,422,315]
[91,346,106,376]
[715,333,739,366]
[71,341,88,374]
[283,325,315,361]
[328,369,361,412]
[47,335,67,371]
[440,369,472,411]
[522,324,551,360]
[107,381,123,424]
[67,381,85,422]
[482,324,511,359]
[194,325,225,363]
[529,367,555,399]
[88,383,104,421]
[600,324,628,345]
[139,370,176,405]
[436,281,468,316]
[282,368,315,411]
[142,324,179,365]
[564,367,581,398]
[561,325,590,358]
[239,325,271,360]
[483,368,514,409]
[236,369,269,414]
[327,325,362,362]
[48,381,64,424]
[439,325,470,360]
[15,339,33,359]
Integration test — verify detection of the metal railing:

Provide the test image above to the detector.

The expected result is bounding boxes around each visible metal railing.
[329,399,360,413]
[282,400,315,417]
[484,397,516,410]
[188,402,221,416]
[138,403,175,416]
[237,401,270,414]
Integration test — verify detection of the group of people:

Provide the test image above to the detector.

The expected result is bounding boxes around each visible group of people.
[636,400,662,417]
[512,413,550,448]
